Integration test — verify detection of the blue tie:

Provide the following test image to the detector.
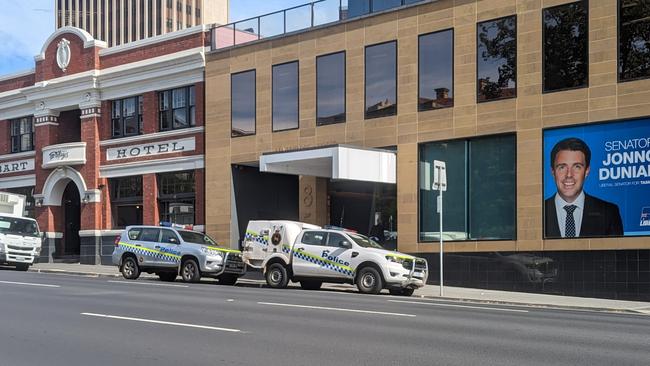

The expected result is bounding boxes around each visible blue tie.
[564,205,577,237]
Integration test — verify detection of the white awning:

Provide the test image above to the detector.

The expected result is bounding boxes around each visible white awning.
[259,145,396,184]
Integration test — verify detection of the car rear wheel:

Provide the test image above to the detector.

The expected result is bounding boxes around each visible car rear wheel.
[180,259,201,283]
[389,288,415,296]
[219,274,238,286]
[266,263,289,289]
[121,256,140,280]
[356,267,383,295]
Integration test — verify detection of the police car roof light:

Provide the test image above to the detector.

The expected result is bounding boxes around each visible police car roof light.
[323,225,357,233]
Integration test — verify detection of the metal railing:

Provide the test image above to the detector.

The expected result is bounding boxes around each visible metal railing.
[211,0,426,50]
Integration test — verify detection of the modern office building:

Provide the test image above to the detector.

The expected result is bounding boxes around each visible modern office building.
[55,0,228,46]
[0,25,210,264]
[204,0,650,300]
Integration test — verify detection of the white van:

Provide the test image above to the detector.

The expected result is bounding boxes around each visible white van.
[0,192,41,271]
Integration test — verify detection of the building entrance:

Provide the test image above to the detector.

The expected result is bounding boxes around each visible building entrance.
[60,182,81,261]
[328,180,397,250]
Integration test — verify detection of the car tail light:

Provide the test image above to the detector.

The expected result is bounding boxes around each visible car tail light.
[114,235,121,247]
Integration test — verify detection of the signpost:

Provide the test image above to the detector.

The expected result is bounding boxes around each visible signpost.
[432,160,447,296]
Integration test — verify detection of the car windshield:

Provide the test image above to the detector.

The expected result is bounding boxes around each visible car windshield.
[0,216,40,237]
[347,233,385,249]
[178,230,219,246]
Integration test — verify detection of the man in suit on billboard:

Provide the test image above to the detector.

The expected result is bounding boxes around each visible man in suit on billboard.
[545,137,623,238]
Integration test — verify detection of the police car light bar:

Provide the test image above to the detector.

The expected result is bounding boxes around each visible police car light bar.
[159,221,194,230]
[323,225,357,233]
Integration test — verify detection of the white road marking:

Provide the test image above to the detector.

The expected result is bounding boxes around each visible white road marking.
[258,302,416,317]
[0,280,60,288]
[107,280,188,288]
[81,313,241,333]
[388,299,529,313]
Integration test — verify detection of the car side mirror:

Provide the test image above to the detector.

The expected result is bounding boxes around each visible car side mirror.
[339,241,352,249]
[169,238,178,244]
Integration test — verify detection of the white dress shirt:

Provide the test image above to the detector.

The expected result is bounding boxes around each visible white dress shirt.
[554,191,585,237]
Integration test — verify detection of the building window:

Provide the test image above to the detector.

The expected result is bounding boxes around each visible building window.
[10,116,34,153]
[419,29,454,111]
[159,86,195,131]
[419,134,516,241]
[619,0,650,81]
[272,61,299,132]
[543,1,588,92]
[365,41,397,119]
[158,171,195,225]
[477,16,517,102]
[231,70,256,137]
[111,96,143,138]
[110,176,143,228]
[316,51,346,125]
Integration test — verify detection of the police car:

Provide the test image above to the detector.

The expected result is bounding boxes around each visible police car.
[112,224,246,284]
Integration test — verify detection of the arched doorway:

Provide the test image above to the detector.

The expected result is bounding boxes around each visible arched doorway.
[61,181,81,260]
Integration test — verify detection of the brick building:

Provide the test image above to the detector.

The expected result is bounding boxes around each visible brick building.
[0,25,209,264]
[204,0,650,300]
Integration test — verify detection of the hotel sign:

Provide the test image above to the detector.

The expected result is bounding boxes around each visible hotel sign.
[106,137,195,161]
[42,142,87,169]
[0,159,35,175]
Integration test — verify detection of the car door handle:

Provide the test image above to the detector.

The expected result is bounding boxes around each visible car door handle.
[134,244,142,247]
[154,246,161,249]
[296,247,304,251]
[351,251,359,258]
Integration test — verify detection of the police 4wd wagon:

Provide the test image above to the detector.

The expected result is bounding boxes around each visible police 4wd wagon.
[112,225,245,284]
[243,220,428,296]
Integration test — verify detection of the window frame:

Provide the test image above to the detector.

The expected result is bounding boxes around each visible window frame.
[158,85,196,132]
[476,14,518,103]
[541,0,590,94]
[617,0,650,83]
[316,50,347,126]
[364,40,398,120]
[272,60,300,132]
[157,171,196,225]
[230,69,257,137]
[418,28,455,112]
[10,116,34,153]
[111,95,144,138]
[417,133,518,243]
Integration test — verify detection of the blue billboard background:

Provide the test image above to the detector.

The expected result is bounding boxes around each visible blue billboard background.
[543,118,650,236]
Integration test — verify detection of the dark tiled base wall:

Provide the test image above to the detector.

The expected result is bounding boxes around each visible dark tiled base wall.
[79,235,121,265]
[419,250,650,302]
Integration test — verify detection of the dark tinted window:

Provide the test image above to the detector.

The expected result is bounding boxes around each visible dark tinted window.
[419,29,454,111]
[543,1,588,92]
[139,228,160,242]
[317,52,346,125]
[365,41,397,119]
[326,232,347,248]
[272,61,299,131]
[619,0,650,81]
[111,96,143,137]
[231,70,256,137]
[160,229,180,244]
[372,0,401,12]
[159,86,195,131]
[419,135,516,241]
[301,231,327,246]
[158,171,195,226]
[10,116,34,153]
[477,16,517,102]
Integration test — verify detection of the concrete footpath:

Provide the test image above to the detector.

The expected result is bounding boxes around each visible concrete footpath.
[27,262,650,315]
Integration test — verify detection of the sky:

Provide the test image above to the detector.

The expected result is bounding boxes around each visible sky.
[0,0,309,77]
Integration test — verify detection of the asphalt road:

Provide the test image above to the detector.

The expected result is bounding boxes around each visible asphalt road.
[0,269,648,366]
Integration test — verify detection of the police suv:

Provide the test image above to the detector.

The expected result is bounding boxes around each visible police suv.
[243,220,428,296]
[112,225,245,284]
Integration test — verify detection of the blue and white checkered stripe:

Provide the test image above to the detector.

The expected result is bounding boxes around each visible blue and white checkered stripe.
[291,249,354,277]
[119,243,180,263]
[245,231,269,247]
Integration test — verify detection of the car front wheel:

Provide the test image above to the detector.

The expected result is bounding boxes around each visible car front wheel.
[180,259,201,283]
[356,267,383,295]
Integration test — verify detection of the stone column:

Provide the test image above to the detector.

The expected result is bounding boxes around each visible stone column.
[299,176,328,227]
[78,102,104,264]
[33,110,62,263]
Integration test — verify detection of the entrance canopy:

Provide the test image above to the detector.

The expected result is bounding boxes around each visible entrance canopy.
[259,145,396,184]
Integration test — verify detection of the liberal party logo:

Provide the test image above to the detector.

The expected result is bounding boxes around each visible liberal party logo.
[640,207,650,227]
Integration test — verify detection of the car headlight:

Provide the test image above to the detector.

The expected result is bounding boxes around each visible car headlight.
[386,255,405,264]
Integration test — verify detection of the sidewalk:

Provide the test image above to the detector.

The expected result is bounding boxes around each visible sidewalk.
[28,263,650,315]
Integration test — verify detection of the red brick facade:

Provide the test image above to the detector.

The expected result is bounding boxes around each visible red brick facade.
[0,26,208,263]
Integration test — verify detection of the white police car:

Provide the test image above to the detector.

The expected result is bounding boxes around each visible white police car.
[112,225,245,284]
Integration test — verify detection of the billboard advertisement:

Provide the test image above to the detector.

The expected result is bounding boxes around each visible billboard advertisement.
[543,117,650,238]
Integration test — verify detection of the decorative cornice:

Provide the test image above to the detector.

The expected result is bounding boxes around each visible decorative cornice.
[99,24,208,56]
[34,114,59,125]
[35,26,107,61]
[0,174,36,189]
[99,127,204,146]
[0,151,35,161]
[100,155,204,178]
[0,69,35,83]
